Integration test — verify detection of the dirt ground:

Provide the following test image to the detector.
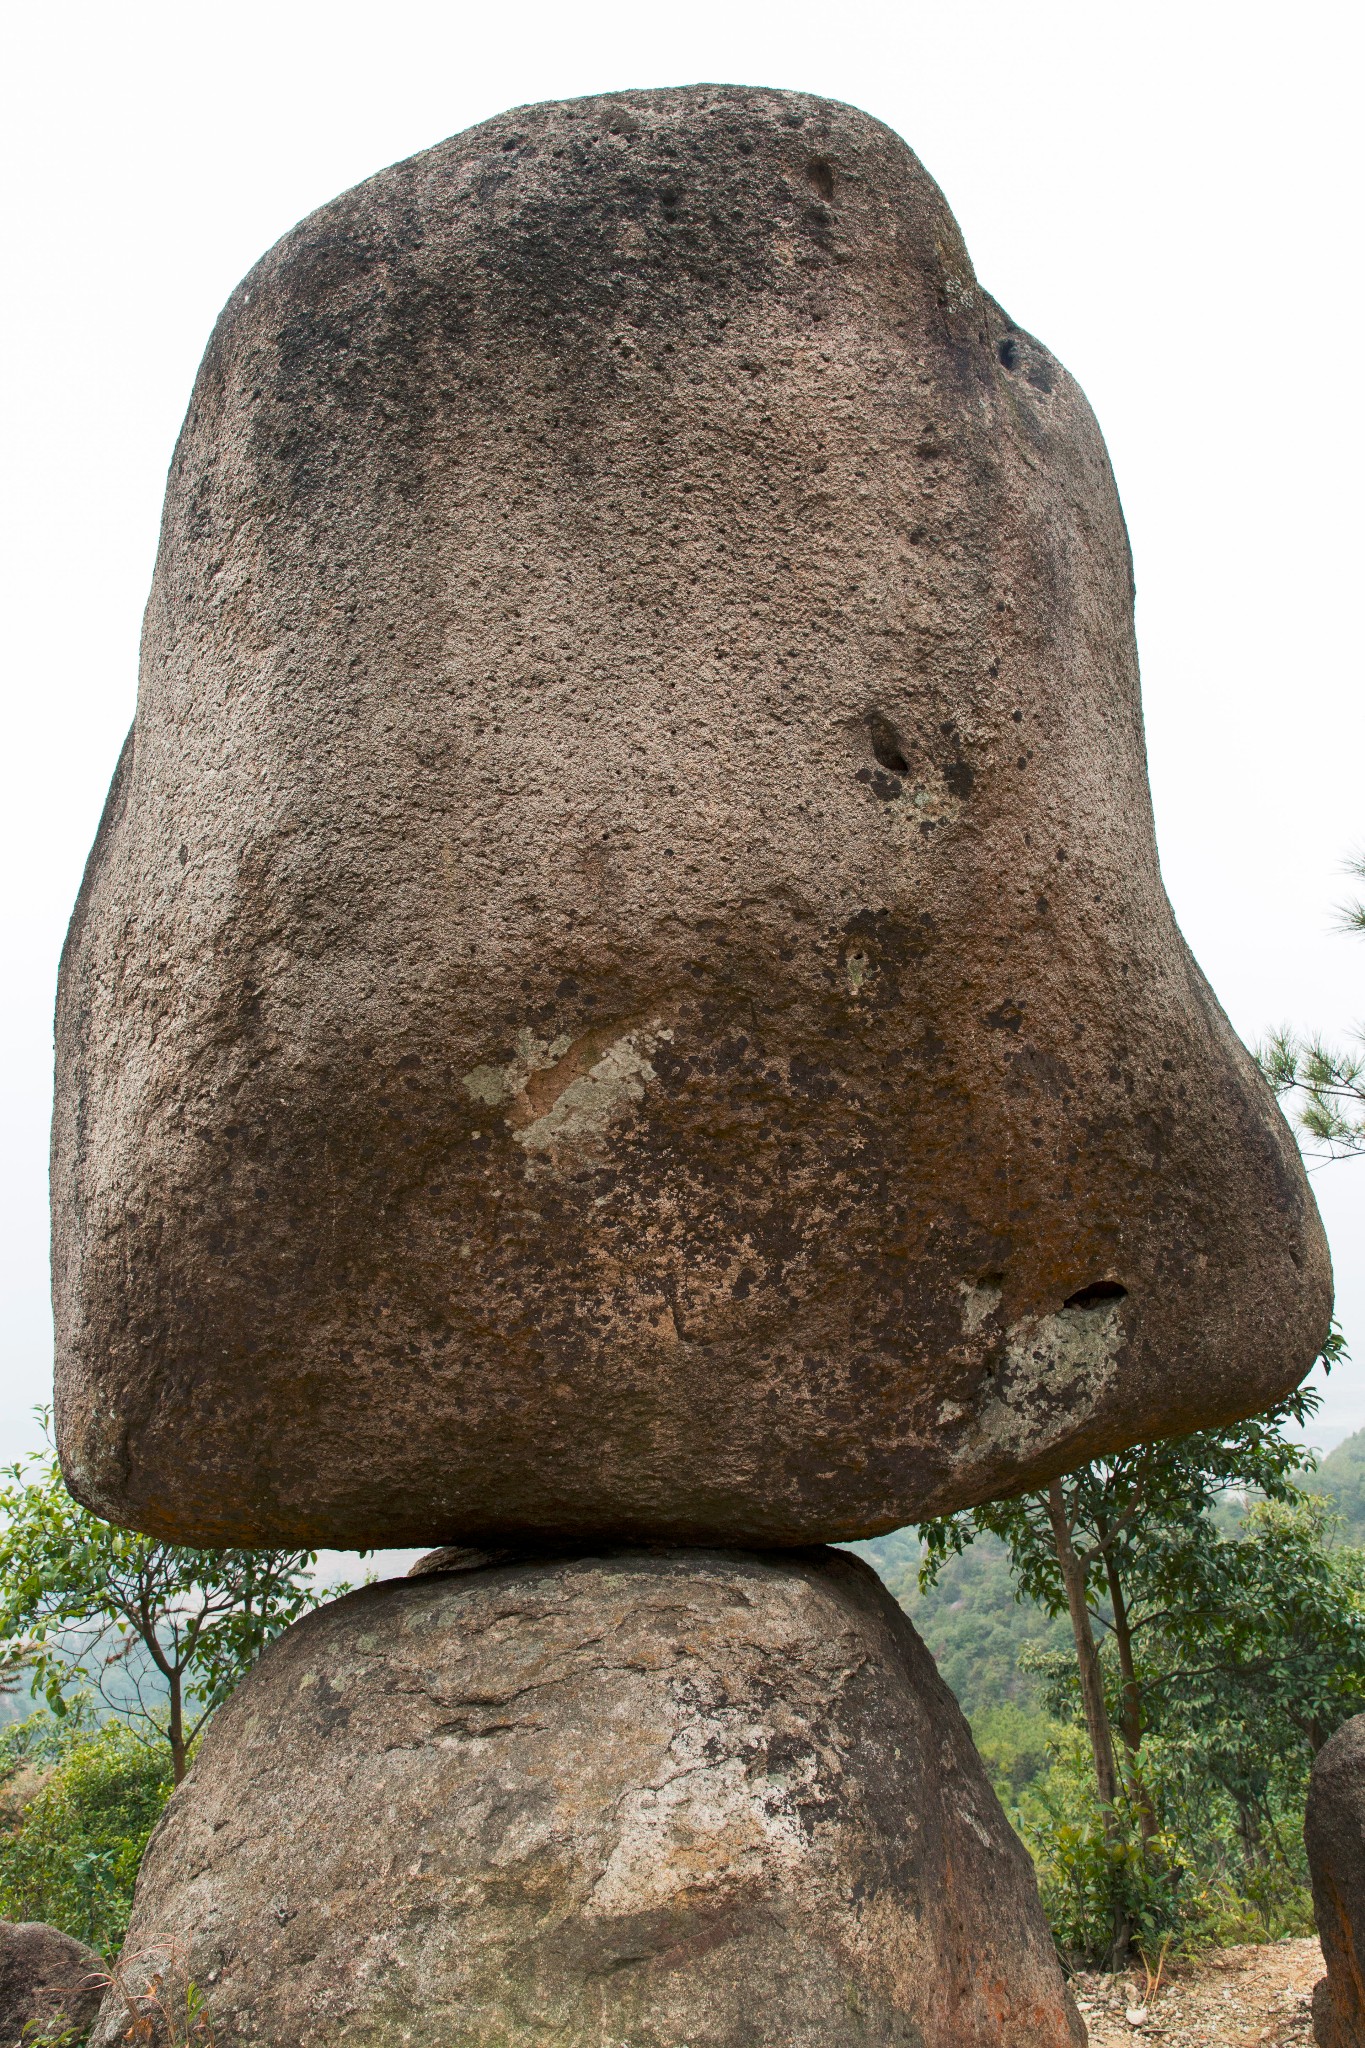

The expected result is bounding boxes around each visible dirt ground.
[1074,1937,1323,2045]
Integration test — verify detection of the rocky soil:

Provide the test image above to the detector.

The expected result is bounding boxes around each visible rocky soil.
[1076,1938,1321,2046]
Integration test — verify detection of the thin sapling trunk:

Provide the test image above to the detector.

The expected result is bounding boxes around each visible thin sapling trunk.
[1046,1480,1121,1811]
[1100,1537,1157,1842]
[1046,1482,1132,1967]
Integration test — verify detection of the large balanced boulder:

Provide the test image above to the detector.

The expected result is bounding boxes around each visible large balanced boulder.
[0,1920,104,2045]
[1306,1713,1365,2046]
[91,1548,1083,2048]
[54,84,1330,1549]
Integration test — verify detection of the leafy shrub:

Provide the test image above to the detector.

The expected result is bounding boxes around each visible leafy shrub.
[970,1699,1062,1802]
[1009,1723,1314,1966]
[0,1715,173,1953]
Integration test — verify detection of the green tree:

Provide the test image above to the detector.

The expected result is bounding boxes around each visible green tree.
[1014,1492,1365,1947]
[0,1430,328,1782]
[919,1384,1324,1829]
[1258,850,1365,1160]
[1145,1493,1365,1803]
[0,1715,171,1953]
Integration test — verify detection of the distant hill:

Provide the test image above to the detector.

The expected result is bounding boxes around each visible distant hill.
[849,1528,1071,1799]
[1307,1428,1365,1543]
[852,1528,1070,1719]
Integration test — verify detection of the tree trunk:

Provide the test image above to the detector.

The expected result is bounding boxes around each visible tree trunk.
[1235,1797,1266,1870]
[1045,1482,1132,1968]
[1100,1545,1141,1755]
[168,1669,187,1784]
[1101,1539,1157,1842]
[1047,1481,1120,1810]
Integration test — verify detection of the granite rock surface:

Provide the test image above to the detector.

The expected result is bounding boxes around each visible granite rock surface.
[1306,1712,1365,2046]
[53,84,1330,1547]
[0,1919,104,2045]
[90,1548,1084,2048]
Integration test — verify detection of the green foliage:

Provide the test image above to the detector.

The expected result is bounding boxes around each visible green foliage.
[1306,1426,1365,1543]
[854,1529,1070,1723]
[917,1381,1328,1910]
[871,1363,1365,1965]
[998,1498,1364,1962]
[1339,849,1365,938]
[99,1944,216,2045]
[1012,1490,1365,1772]
[970,1698,1063,1803]
[1012,1725,1313,1967]
[0,1420,350,2005]
[858,1506,1338,1967]
[0,1715,172,1953]
[1258,1027,1365,1157]
[0,1424,328,1780]
[1146,1495,1365,1773]
[917,1387,1320,1630]
[1015,1731,1190,1965]
[1256,849,1365,1159]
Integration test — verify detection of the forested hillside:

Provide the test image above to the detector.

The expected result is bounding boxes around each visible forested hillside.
[1307,1427,1365,1541]
[850,1529,1073,1803]
[853,1529,1070,1718]
[858,1422,1365,1741]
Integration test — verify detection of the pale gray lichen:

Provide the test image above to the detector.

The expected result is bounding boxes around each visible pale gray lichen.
[516,1026,672,1158]
[971,1296,1127,1459]
[463,1023,673,1165]
[957,1277,1003,1336]
[461,1029,574,1108]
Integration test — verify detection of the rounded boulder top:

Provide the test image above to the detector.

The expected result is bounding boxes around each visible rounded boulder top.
[89,1548,1085,2048]
[53,85,1330,1548]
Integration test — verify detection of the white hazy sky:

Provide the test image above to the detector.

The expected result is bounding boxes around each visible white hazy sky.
[2,0,1362,1483]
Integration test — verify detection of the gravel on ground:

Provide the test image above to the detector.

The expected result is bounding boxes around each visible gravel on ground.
[1073,1936,1321,2045]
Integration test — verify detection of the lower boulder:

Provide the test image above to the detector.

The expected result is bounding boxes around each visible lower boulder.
[93,1548,1083,2048]
[1307,1712,1365,2047]
[0,1920,104,2044]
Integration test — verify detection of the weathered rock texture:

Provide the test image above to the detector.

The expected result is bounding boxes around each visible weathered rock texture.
[54,84,1330,1548]
[91,1549,1084,2048]
[0,1919,104,2044]
[1306,1712,1365,2046]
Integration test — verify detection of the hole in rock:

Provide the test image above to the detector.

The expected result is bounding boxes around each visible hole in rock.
[867,712,909,775]
[806,158,835,201]
[1064,1281,1128,1310]
[997,336,1020,371]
